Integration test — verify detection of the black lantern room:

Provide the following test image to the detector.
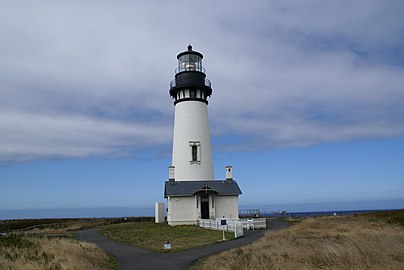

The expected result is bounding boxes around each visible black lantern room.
[169,45,212,105]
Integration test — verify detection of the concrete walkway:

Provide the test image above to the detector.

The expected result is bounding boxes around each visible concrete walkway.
[78,218,288,270]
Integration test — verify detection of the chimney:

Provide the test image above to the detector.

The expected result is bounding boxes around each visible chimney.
[225,166,233,181]
[169,166,175,182]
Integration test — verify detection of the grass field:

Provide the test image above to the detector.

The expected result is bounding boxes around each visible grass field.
[100,222,234,253]
[0,235,116,270]
[3,210,403,269]
[0,217,153,232]
[192,210,404,270]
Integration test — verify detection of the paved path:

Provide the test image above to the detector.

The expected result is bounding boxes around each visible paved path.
[78,218,288,270]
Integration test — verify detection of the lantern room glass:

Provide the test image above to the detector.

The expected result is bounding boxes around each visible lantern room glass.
[177,54,204,73]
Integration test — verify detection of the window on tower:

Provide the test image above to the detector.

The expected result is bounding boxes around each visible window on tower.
[191,145,197,161]
[189,141,201,164]
[190,90,196,99]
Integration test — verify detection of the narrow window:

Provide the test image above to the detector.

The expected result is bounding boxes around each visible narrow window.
[192,145,198,161]
[189,141,201,164]
[190,90,196,99]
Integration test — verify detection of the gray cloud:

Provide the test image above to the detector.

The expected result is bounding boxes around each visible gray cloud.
[0,110,171,163]
[0,0,403,163]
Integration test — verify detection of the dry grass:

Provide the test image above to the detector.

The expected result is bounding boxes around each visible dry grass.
[0,236,113,270]
[194,214,404,270]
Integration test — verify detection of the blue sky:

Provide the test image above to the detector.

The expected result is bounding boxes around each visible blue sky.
[1,1,404,218]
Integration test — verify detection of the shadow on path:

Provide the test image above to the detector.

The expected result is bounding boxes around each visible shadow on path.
[77,218,289,270]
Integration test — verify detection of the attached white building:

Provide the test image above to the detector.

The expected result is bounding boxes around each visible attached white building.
[164,45,242,225]
[165,170,242,225]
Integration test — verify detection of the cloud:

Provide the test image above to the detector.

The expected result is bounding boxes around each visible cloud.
[0,0,403,163]
[0,110,171,163]
[207,0,404,149]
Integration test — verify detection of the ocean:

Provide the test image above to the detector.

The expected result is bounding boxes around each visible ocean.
[1,199,403,220]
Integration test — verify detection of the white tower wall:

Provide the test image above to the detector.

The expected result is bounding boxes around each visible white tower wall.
[172,99,214,180]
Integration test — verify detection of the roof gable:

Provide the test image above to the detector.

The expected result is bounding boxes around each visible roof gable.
[197,185,218,193]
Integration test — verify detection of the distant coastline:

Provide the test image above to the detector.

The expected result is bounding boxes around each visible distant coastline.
[1,199,403,220]
[261,209,389,218]
[0,207,154,220]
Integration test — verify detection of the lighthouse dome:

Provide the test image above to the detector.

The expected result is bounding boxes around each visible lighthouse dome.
[169,45,212,104]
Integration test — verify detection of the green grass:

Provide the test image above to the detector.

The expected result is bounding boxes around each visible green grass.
[100,222,234,253]
[0,235,35,249]
[187,257,208,270]
[362,209,404,226]
[0,217,154,232]
[107,254,120,270]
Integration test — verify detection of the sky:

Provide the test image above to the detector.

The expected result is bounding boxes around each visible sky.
[1,0,404,219]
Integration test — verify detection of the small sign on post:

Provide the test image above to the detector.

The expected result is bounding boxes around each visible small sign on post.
[164,240,172,250]
[220,217,227,241]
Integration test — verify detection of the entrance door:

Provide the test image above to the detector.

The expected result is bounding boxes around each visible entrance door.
[201,197,209,219]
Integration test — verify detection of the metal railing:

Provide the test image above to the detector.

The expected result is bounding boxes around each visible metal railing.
[170,78,211,89]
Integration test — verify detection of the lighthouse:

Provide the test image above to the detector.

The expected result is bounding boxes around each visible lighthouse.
[164,46,242,225]
[170,45,214,181]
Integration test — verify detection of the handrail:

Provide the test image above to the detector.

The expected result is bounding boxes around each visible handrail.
[170,78,211,89]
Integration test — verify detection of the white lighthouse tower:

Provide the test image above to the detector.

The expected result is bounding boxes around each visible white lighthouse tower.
[164,46,241,225]
[170,45,214,181]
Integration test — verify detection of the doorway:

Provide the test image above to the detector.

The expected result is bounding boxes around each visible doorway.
[201,196,209,219]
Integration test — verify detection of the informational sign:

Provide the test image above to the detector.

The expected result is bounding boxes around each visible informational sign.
[164,241,172,249]
[220,218,227,241]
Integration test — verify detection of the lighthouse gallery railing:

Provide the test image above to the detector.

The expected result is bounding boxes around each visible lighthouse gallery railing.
[170,78,211,89]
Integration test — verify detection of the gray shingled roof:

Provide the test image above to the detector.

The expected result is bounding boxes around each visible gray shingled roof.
[164,180,242,197]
